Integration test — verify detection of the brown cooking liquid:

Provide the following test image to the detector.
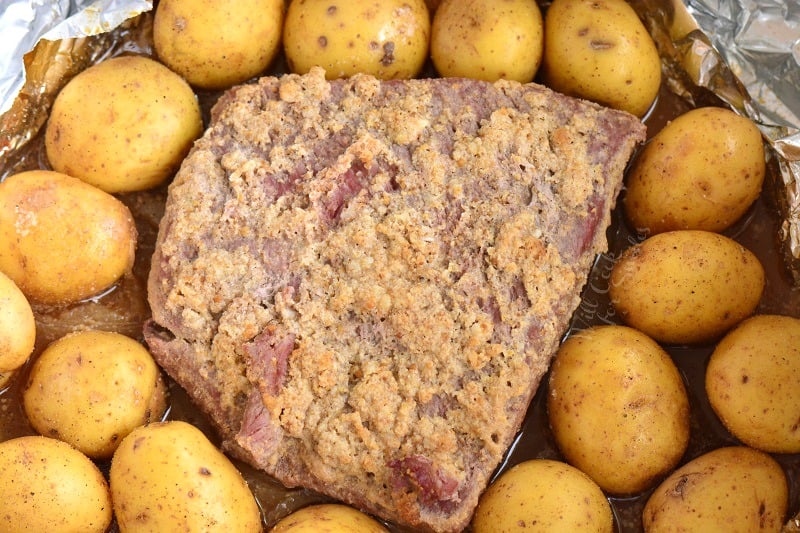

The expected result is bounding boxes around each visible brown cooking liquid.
[0,71,797,532]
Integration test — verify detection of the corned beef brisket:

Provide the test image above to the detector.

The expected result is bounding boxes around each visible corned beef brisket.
[144,67,646,532]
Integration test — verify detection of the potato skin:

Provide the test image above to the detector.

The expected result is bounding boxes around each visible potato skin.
[609,230,764,345]
[0,170,137,304]
[23,330,167,459]
[272,504,389,532]
[706,314,800,454]
[154,0,284,90]
[0,436,112,533]
[283,0,430,80]
[45,55,202,193]
[624,107,765,234]
[643,446,788,532]
[472,459,613,532]
[541,0,661,117]
[431,0,544,83]
[110,420,261,532]
[0,270,35,372]
[546,325,690,495]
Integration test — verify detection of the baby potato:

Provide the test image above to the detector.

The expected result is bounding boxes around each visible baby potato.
[624,107,765,234]
[272,504,389,532]
[643,446,788,532]
[45,55,202,193]
[0,270,35,372]
[0,170,137,305]
[472,459,613,532]
[283,0,430,80]
[23,330,167,460]
[154,0,284,90]
[110,420,261,532]
[609,230,764,345]
[706,314,800,454]
[0,436,112,533]
[430,0,544,82]
[547,325,690,495]
[541,0,661,117]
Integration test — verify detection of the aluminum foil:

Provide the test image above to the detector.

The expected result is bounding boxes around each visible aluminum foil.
[0,0,799,281]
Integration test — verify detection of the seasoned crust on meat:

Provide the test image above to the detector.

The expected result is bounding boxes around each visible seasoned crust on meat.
[145,67,645,532]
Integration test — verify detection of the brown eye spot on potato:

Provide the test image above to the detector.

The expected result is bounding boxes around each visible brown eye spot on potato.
[590,39,615,50]
[173,16,186,32]
[326,5,337,15]
[381,42,395,65]
[669,474,690,498]
[318,35,328,48]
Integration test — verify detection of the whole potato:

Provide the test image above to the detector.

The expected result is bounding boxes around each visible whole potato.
[283,0,430,80]
[547,325,690,495]
[110,420,261,532]
[0,270,35,372]
[0,436,112,533]
[541,0,661,117]
[472,459,613,532]
[706,314,800,454]
[45,55,202,193]
[609,230,764,345]
[0,170,137,304]
[272,504,389,532]
[643,446,788,532]
[23,330,167,459]
[154,0,284,90]
[430,0,544,83]
[624,107,765,234]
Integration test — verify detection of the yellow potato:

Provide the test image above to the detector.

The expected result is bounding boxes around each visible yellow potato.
[283,0,430,80]
[272,504,389,532]
[0,436,112,533]
[23,330,167,459]
[110,420,261,532]
[541,0,661,117]
[706,314,800,454]
[0,170,137,305]
[154,0,284,90]
[45,55,202,193]
[547,325,690,495]
[643,446,788,532]
[430,0,544,82]
[0,270,35,372]
[624,107,765,234]
[609,230,764,345]
[472,459,613,532]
